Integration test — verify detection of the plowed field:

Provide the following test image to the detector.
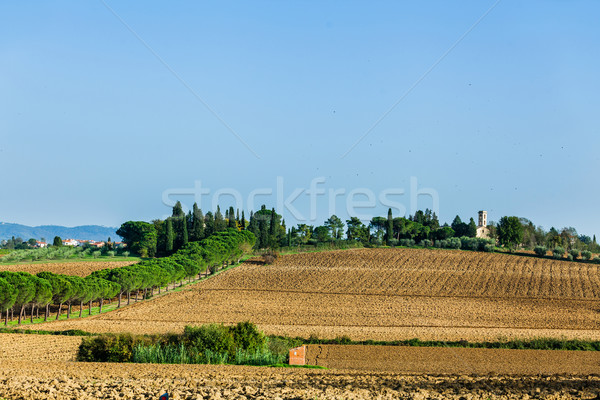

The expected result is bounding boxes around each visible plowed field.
[0,334,81,362]
[0,260,137,277]
[2,360,598,400]
[38,248,600,341]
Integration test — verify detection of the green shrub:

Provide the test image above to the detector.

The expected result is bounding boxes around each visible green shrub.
[447,237,461,249]
[460,237,478,251]
[483,243,494,252]
[570,249,580,259]
[183,324,235,355]
[334,335,352,345]
[567,254,574,261]
[419,239,432,248]
[533,246,547,257]
[581,250,592,261]
[77,334,138,362]
[230,321,266,352]
[553,247,565,259]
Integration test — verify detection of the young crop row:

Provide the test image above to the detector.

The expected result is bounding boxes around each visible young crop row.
[0,229,255,326]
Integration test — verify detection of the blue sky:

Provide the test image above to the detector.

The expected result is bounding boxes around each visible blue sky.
[1,1,599,237]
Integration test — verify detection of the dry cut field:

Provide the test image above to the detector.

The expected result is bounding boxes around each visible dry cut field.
[38,248,600,342]
[0,260,137,277]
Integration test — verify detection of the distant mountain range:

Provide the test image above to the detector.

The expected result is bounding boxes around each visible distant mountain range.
[0,222,120,242]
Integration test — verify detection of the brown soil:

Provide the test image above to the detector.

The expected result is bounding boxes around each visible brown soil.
[305,344,600,375]
[37,248,600,341]
[0,333,81,362]
[1,360,599,400]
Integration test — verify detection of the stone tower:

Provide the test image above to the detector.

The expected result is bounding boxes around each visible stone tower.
[478,210,487,227]
[476,211,489,238]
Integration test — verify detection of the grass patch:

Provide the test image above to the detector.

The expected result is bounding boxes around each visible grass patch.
[277,334,600,351]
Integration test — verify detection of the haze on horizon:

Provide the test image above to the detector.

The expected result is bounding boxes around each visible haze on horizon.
[1,1,598,237]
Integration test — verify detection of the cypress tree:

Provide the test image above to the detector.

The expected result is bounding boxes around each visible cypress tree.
[241,211,246,229]
[259,217,269,249]
[182,215,188,246]
[467,218,478,238]
[191,203,204,241]
[386,208,393,245]
[172,201,185,218]
[215,206,226,232]
[204,212,215,237]
[269,209,277,247]
[165,218,174,253]
[228,206,236,229]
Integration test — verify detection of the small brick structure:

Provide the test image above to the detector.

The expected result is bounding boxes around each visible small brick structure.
[288,345,306,365]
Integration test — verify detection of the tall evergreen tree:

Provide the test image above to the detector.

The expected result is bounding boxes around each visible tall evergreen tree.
[269,208,278,247]
[191,203,204,241]
[259,216,268,249]
[182,215,189,246]
[204,211,215,237]
[172,201,185,218]
[241,211,246,229]
[430,212,440,230]
[386,208,393,245]
[214,206,226,232]
[165,218,174,253]
[467,218,478,238]
[152,219,166,256]
[228,206,237,229]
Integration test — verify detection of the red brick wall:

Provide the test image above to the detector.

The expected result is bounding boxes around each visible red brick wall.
[289,345,306,365]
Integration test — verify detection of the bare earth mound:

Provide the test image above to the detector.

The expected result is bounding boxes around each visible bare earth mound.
[0,260,137,277]
[38,248,600,342]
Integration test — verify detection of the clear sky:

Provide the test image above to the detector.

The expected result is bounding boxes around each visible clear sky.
[1,1,599,237]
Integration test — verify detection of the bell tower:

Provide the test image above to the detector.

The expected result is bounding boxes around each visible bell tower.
[478,210,487,228]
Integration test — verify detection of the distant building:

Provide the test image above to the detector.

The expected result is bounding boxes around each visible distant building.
[476,211,490,239]
[63,239,79,246]
[35,241,48,248]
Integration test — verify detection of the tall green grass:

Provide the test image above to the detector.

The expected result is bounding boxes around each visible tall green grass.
[130,342,285,365]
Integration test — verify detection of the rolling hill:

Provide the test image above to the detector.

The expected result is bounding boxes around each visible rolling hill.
[0,222,120,242]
